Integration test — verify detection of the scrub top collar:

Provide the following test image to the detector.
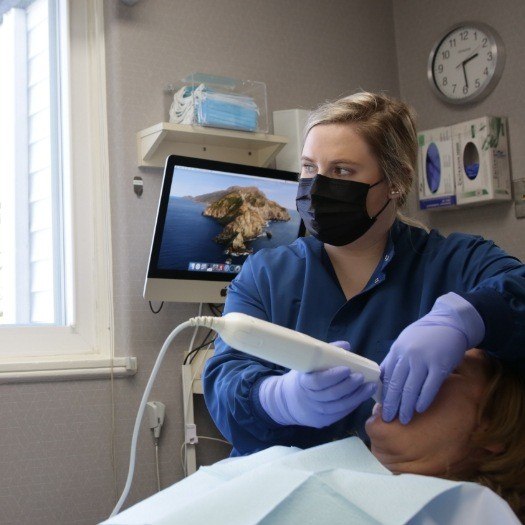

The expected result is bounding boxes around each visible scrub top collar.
[319,219,400,298]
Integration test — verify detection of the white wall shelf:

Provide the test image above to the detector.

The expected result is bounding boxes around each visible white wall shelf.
[137,122,289,168]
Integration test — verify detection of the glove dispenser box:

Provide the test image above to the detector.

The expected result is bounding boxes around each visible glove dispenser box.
[452,116,511,206]
[417,127,456,210]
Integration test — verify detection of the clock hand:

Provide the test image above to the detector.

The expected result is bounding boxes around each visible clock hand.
[463,43,482,62]
[463,52,479,66]
[456,51,480,70]
[461,52,479,90]
[455,61,468,87]
[455,50,479,89]
[461,62,468,88]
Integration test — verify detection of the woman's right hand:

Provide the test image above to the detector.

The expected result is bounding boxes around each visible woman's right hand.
[257,341,377,428]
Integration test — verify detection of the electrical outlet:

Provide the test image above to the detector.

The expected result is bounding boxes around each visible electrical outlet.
[146,401,166,438]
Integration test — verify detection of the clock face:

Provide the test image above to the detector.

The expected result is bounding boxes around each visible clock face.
[428,23,505,104]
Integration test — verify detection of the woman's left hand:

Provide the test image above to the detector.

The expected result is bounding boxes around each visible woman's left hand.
[380,292,485,425]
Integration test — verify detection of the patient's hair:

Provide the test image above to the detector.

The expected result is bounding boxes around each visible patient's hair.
[453,354,525,522]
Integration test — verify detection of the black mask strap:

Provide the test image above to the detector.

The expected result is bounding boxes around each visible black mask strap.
[370,198,391,220]
[367,179,390,220]
[369,179,384,189]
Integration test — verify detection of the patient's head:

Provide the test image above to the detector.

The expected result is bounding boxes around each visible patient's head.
[366,349,492,475]
[365,349,525,520]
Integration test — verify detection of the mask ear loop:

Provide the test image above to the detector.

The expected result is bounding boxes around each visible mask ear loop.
[370,198,391,220]
[368,179,392,220]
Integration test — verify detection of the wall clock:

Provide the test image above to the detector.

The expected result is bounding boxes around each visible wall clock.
[427,22,505,104]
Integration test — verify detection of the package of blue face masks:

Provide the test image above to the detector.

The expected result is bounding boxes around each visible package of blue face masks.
[168,73,268,133]
[196,91,259,132]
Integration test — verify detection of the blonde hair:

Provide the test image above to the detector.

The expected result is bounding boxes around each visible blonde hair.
[452,355,525,521]
[304,92,418,210]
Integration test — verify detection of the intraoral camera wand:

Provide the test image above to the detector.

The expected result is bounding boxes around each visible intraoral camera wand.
[206,313,382,399]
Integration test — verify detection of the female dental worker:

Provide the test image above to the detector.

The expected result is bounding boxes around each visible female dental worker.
[202,92,525,457]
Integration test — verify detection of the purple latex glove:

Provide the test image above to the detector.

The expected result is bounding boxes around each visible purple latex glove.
[258,341,377,429]
[381,292,485,425]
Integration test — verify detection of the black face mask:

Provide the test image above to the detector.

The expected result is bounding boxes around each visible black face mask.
[296,174,389,246]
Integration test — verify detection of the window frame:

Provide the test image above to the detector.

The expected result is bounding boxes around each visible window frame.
[0,0,136,381]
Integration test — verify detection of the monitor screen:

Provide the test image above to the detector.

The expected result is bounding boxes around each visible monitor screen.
[144,155,304,303]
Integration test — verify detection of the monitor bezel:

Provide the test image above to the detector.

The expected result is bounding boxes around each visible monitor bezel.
[146,154,305,286]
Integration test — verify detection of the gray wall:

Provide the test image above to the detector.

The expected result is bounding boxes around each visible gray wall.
[3,1,523,523]
[0,1,400,524]
[393,0,525,260]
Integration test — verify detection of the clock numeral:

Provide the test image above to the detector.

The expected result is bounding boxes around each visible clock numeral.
[442,50,450,60]
[463,85,469,95]
[473,31,478,40]
[449,38,456,47]
[460,30,468,40]
[487,51,493,61]
[483,67,489,75]
[442,77,448,86]
[452,84,457,93]
[437,64,444,73]
[475,78,481,88]
[482,37,488,47]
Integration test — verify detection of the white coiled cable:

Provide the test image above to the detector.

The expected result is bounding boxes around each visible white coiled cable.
[110,316,220,517]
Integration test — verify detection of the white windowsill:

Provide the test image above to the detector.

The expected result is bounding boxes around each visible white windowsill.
[0,356,137,383]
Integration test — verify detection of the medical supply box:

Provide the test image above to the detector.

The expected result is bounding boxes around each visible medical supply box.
[169,72,269,133]
[418,126,456,210]
[452,116,511,206]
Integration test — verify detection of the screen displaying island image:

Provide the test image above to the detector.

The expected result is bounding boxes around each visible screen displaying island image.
[154,162,302,276]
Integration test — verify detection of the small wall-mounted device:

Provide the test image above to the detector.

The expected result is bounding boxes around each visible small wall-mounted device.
[146,401,165,439]
[273,109,309,173]
[133,176,143,197]
[514,179,525,219]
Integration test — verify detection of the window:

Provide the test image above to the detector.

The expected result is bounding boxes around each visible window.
[0,0,134,380]
[0,0,64,325]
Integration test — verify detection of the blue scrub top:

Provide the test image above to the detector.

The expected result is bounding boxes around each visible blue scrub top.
[202,220,525,456]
